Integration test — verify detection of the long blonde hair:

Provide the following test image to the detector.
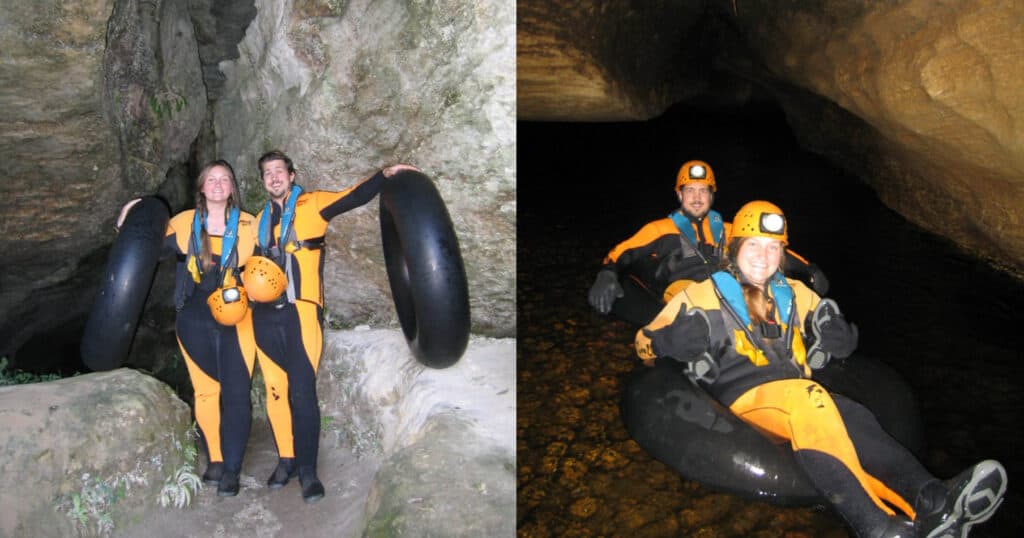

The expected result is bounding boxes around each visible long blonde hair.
[194,160,241,271]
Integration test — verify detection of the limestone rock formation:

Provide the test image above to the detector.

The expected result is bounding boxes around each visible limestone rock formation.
[517,1,705,121]
[320,330,515,536]
[0,0,206,360]
[0,369,192,537]
[518,0,1024,278]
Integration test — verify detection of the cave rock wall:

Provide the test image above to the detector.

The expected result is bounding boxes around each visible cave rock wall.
[0,0,205,358]
[518,0,1024,277]
[214,0,515,334]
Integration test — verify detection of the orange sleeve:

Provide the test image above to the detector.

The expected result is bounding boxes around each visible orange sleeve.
[603,218,678,268]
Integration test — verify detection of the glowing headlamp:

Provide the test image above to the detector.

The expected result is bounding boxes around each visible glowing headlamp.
[760,213,785,235]
[221,287,242,303]
[688,165,707,179]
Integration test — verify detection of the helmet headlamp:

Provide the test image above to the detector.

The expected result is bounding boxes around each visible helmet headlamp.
[675,160,717,192]
[729,200,789,245]
[760,213,785,234]
[222,287,241,303]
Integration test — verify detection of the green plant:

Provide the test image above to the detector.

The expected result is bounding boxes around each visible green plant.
[158,425,201,508]
[158,466,201,509]
[150,91,187,121]
[58,474,127,536]
[0,357,61,386]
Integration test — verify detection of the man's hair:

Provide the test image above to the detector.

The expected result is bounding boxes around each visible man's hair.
[258,149,296,175]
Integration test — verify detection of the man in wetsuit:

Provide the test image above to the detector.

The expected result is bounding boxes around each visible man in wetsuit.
[250,149,418,503]
[587,160,829,326]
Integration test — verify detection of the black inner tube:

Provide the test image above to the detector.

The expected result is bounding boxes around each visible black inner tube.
[80,196,169,371]
[379,170,470,368]
[622,353,925,506]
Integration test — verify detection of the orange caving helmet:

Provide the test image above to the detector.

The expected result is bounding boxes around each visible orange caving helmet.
[730,200,788,245]
[207,286,249,326]
[242,256,287,303]
[675,160,716,192]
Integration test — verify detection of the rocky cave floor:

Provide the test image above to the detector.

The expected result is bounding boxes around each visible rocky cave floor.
[118,419,377,538]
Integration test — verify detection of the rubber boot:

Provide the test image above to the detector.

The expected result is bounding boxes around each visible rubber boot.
[915,460,1007,538]
[299,466,325,504]
[202,462,224,486]
[266,457,297,489]
[217,470,240,497]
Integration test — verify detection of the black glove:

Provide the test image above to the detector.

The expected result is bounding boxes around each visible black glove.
[808,263,830,296]
[806,299,858,368]
[588,269,623,314]
[642,307,711,361]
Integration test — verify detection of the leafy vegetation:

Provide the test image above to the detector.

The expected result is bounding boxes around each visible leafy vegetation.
[0,357,61,386]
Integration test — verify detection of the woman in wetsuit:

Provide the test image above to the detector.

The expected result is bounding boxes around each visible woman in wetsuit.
[635,200,1006,538]
[117,160,258,497]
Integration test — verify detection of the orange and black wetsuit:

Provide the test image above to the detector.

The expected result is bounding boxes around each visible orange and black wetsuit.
[165,209,258,475]
[601,210,819,326]
[636,272,941,533]
[253,170,387,476]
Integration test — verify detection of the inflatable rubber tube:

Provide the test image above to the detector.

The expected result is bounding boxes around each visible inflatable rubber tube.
[80,196,169,371]
[812,353,925,457]
[379,170,470,368]
[621,354,925,506]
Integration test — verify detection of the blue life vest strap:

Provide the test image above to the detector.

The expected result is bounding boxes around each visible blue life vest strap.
[669,209,725,248]
[710,270,793,327]
[258,184,304,257]
[190,205,241,285]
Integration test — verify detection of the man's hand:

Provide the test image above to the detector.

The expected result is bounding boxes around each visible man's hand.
[588,270,623,314]
[641,308,711,361]
[382,164,421,177]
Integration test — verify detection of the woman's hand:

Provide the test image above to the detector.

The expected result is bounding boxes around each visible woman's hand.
[641,307,711,362]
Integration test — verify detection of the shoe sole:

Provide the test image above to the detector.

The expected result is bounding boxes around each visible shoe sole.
[303,492,324,504]
[925,460,1007,538]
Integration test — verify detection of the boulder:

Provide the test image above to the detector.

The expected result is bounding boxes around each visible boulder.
[0,369,192,537]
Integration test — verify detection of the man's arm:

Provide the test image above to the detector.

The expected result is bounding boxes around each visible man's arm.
[784,248,829,296]
[318,164,421,220]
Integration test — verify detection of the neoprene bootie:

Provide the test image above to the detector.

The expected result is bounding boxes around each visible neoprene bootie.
[915,460,1007,538]
[202,462,224,486]
[267,457,297,489]
[217,470,241,497]
[299,466,325,504]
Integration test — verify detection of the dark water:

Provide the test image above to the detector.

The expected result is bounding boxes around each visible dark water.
[517,103,1024,537]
